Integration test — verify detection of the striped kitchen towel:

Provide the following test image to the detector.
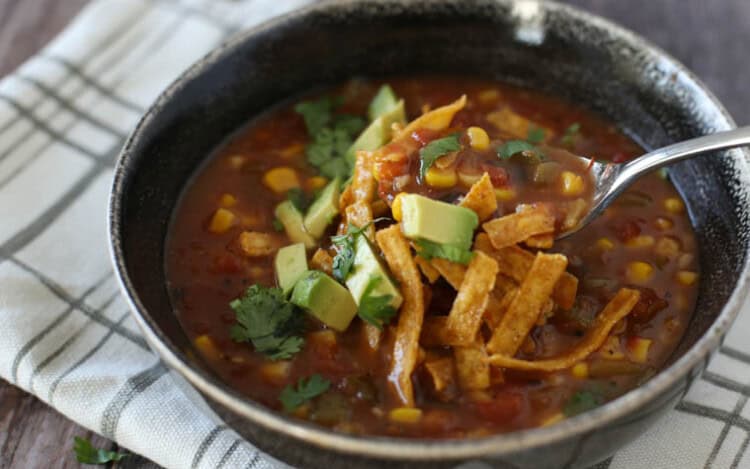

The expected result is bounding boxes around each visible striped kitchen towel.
[0,0,749,468]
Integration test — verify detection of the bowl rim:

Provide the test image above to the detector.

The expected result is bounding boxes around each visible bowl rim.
[108,0,750,461]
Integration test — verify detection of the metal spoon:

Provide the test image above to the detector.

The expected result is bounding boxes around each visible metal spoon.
[559,126,750,239]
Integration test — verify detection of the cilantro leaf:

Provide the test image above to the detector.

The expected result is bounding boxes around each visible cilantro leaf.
[419,133,462,179]
[497,140,536,159]
[330,222,375,281]
[414,239,474,265]
[287,188,309,212]
[272,218,284,232]
[561,122,581,147]
[279,374,331,412]
[563,390,603,417]
[357,276,397,330]
[527,126,546,144]
[73,437,127,465]
[295,96,366,179]
[229,285,305,360]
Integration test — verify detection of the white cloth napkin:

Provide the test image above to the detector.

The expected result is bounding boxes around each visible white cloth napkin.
[0,1,749,468]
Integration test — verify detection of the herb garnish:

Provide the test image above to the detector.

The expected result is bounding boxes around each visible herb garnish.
[279,374,331,412]
[272,218,284,232]
[414,238,474,265]
[330,221,381,281]
[229,285,305,360]
[497,140,536,159]
[561,122,581,147]
[527,126,546,144]
[357,276,397,329]
[287,187,309,212]
[73,437,127,465]
[418,133,462,179]
[563,390,603,417]
[295,97,366,179]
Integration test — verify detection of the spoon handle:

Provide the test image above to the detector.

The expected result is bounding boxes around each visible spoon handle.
[619,125,750,181]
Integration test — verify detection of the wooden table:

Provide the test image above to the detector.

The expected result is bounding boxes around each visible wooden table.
[1,0,749,467]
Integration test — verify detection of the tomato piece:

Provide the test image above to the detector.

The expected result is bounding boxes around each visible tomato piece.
[612,152,630,164]
[411,128,440,146]
[474,391,523,424]
[480,162,510,186]
[612,219,642,242]
[628,287,668,324]
[211,254,242,274]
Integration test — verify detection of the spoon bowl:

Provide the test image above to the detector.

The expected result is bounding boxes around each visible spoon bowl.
[559,125,750,239]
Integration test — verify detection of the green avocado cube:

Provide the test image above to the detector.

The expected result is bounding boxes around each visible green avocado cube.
[399,194,479,250]
[368,84,400,121]
[303,178,340,239]
[345,235,403,310]
[345,100,406,166]
[274,201,316,249]
[291,270,358,332]
[274,243,308,295]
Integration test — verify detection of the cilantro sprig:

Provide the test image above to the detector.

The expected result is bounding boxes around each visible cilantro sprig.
[279,374,331,412]
[497,126,547,160]
[418,133,462,179]
[229,285,306,360]
[330,220,385,281]
[73,437,127,465]
[357,276,397,330]
[287,188,309,212]
[295,96,366,179]
[561,122,581,147]
[563,390,603,417]
[414,238,474,265]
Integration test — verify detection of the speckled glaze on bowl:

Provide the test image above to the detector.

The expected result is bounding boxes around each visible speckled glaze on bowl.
[108,1,750,468]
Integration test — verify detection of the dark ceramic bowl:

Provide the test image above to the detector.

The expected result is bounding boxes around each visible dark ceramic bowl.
[109,1,750,468]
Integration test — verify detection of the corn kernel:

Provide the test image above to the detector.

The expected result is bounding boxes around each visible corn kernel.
[541,412,565,427]
[425,166,457,188]
[467,126,490,151]
[626,235,655,248]
[478,89,500,103]
[653,217,674,231]
[388,407,423,424]
[219,193,237,207]
[626,337,652,364]
[626,261,654,284]
[457,171,483,187]
[392,193,406,222]
[494,187,517,201]
[306,176,328,191]
[227,155,245,169]
[654,236,681,258]
[571,362,589,379]
[194,335,221,361]
[599,336,625,360]
[596,237,615,251]
[676,270,698,286]
[664,197,685,214]
[260,361,291,384]
[263,167,300,194]
[208,208,237,234]
[560,171,584,196]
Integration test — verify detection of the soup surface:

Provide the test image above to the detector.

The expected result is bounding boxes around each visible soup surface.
[166,77,698,438]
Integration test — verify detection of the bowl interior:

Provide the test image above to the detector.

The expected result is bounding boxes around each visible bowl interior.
[112,0,750,456]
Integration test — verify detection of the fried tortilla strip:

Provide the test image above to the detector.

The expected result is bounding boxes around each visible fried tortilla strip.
[475,233,578,309]
[445,252,499,345]
[494,273,517,297]
[460,173,497,222]
[415,256,441,283]
[396,95,467,140]
[482,205,555,249]
[487,288,641,371]
[525,233,554,249]
[429,257,467,290]
[345,201,374,239]
[424,357,456,393]
[376,225,425,407]
[310,248,333,276]
[454,341,491,390]
[484,287,518,330]
[485,107,555,141]
[351,150,377,202]
[487,252,568,355]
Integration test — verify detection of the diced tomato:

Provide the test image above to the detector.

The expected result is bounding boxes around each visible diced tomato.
[375,157,409,181]
[411,128,440,146]
[612,219,642,242]
[480,162,510,186]
[211,254,242,274]
[612,152,630,164]
[474,391,523,424]
[628,287,668,323]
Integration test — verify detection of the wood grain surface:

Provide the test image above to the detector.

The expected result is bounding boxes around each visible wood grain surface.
[1,0,748,468]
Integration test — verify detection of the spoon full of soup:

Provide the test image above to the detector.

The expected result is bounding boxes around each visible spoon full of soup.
[557,126,750,239]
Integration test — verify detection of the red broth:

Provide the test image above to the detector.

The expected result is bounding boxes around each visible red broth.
[165,77,697,438]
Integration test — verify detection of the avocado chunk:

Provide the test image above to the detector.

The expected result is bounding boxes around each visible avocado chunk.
[399,194,479,250]
[291,270,358,332]
[303,178,340,239]
[346,100,406,166]
[368,84,400,121]
[345,235,403,310]
[275,201,315,249]
[274,243,308,295]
